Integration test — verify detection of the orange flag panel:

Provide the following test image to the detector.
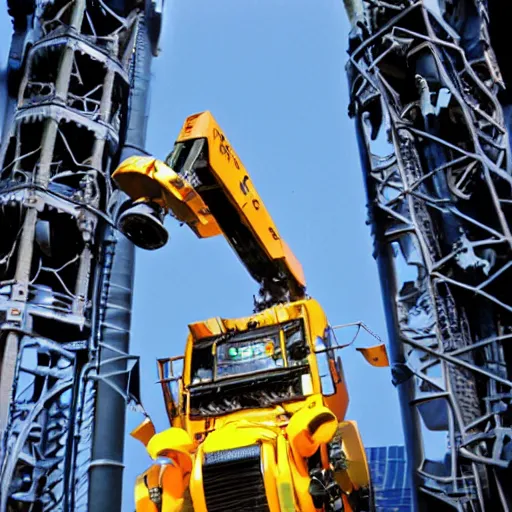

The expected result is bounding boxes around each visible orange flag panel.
[356,344,390,367]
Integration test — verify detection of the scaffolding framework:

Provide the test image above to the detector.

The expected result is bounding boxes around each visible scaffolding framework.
[0,1,160,510]
[345,1,512,510]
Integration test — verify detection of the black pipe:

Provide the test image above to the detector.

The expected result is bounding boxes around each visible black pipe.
[88,12,155,512]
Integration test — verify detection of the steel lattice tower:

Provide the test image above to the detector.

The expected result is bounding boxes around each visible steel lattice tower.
[0,1,161,510]
[344,1,512,510]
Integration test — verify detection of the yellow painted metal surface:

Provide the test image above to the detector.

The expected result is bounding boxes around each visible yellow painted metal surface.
[131,417,156,448]
[112,156,221,238]
[174,111,305,288]
[111,112,306,291]
[133,298,372,511]
[337,420,371,490]
[286,398,338,458]
[356,344,390,367]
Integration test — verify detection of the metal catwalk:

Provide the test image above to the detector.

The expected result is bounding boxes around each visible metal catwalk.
[344,0,512,510]
[0,1,161,510]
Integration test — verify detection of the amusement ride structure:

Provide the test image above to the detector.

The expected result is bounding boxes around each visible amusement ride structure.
[0,1,162,510]
[344,0,512,510]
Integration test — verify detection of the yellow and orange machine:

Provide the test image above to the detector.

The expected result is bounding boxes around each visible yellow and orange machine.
[112,112,387,512]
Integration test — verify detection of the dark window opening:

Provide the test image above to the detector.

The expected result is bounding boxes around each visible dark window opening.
[315,327,337,396]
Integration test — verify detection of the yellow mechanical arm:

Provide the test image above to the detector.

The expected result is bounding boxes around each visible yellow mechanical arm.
[131,419,195,512]
[112,111,305,308]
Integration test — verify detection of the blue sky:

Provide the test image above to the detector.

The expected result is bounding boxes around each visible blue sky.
[1,1,404,509]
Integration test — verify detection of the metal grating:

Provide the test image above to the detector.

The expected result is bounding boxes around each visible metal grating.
[202,444,270,512]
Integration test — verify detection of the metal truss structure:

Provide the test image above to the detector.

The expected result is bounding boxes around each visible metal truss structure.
[0,1,162,510]
[344,0,512,510]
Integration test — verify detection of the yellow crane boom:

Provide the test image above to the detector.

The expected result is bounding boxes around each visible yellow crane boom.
[112,111,305,310]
